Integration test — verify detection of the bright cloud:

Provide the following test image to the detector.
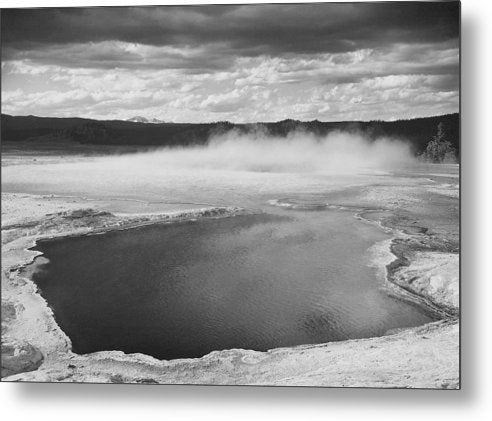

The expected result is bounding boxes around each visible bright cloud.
[1,3,459,122]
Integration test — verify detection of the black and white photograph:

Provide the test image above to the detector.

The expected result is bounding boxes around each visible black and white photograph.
[1,1,460,389]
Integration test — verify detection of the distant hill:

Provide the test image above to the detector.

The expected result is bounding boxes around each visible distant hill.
[1,113,460,157]
[127,116,165,124]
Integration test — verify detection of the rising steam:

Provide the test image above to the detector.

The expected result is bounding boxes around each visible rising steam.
[3,129,420,211]
[123,129,416,174]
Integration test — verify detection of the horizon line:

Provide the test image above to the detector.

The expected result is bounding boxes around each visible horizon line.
[1,112,460,126]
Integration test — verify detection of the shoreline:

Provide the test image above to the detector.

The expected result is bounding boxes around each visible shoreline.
[1,200,250,377]
[358,211,458,321]
[1,191,459,387]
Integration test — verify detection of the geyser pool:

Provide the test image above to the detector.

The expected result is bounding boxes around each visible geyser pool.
[28,208,434,361]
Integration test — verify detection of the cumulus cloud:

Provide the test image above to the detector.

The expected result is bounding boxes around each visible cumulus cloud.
[1,2,459,122]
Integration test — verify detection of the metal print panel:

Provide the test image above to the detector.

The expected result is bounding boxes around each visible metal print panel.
[0,1,460,388]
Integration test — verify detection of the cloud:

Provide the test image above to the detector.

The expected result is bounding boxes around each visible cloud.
[199,89,248,113]
[0,2,459,122]
[2,3,459,63]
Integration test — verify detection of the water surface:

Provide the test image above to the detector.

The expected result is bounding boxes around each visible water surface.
[30,209,433,360]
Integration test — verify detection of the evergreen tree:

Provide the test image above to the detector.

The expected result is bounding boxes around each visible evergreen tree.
[422,122,456,163]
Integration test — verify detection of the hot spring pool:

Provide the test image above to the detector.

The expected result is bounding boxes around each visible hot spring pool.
[27,208,434,360]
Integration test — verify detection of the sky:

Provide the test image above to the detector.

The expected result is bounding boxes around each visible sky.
[1,1,460,123]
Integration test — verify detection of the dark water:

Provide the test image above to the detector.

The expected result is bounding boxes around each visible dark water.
[29,211,433,360]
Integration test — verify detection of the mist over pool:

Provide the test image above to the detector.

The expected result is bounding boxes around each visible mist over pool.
[3,131,418,213]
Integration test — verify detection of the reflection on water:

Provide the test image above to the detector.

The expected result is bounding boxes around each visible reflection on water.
[30,209,433,360]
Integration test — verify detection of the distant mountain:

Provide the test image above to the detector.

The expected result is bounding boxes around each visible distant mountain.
[1,113,460,157]
[127,116,164,124]
[127,116,148,123]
